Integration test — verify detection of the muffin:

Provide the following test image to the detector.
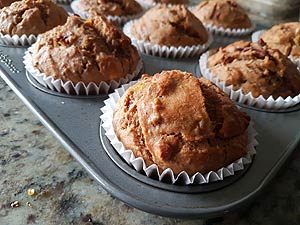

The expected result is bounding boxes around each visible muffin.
[0,0,19,8]
[125,4,211,58]
[112,70,250,175]
[0,0,68,36]
[260,22,300,60]
[192,0,253,35]
[71,0,143,25]
[131,4,208,47]
[25,15,141,94]
[205,40,300,99]
[72,0,142,17]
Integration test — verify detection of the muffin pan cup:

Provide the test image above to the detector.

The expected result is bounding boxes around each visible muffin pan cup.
[23,45,143,95]
[252,29,300,67]
[123,21,214,58]
[100,82,258,185]
[199,51,300,110]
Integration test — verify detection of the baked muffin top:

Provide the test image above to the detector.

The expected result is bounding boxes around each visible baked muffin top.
[0,0,19,8]
[192,0,252,29]
[73,0,143,17]
[30,15,140,84]
[0,0,68,36]
[207,40,300,99]
[113,70,250,175]
[260,22,300,59]
[131,4,208,47]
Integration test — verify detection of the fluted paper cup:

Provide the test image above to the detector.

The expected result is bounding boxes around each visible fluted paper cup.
[123,20,213,58]
[0,33,37,47]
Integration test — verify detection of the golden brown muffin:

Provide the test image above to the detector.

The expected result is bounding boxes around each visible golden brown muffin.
[260,22,300,59]
[131,4,208,47]
[30,15,140,84]
[192,0,252,29]
[0,0,68,36]
[73,0,143,17]
[207,40,300,99]
[113,70,250,175]
[0,0,19,8]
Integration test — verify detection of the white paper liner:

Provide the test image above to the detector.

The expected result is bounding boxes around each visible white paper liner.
[0,33,37,47]
[23,46,143,95]
[100,81,258,185]
[252,29,300,68]
[203,23,256,37]
[123,20,213,58]
[70,0,144,26]
[135,0,185,9]
[199,51,300,109]
[251,29,266,43]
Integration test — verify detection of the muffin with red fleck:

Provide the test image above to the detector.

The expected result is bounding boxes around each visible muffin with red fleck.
[200,40,300,109]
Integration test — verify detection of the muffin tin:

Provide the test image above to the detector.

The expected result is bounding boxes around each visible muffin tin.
[1,4,300,220]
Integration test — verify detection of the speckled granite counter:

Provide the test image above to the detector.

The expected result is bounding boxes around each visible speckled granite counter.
[1,77,300,225]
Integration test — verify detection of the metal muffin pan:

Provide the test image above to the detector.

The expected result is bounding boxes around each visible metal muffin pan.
[1,41,300,218]
[0,4,299,217]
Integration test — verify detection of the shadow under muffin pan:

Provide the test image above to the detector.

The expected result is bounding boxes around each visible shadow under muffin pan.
[2,12,300,217]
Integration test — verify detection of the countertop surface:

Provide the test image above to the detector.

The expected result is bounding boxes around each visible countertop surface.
[1,77,300,225]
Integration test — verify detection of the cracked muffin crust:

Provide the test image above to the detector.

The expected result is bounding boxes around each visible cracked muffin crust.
[260,22,300,59]
[72,0,143,17]
[192,0,252,29]
[113,70,250,175]
[131,4,208,47]
[207,40,300,99]
[0,0,68,36]
[30,15,140,84]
